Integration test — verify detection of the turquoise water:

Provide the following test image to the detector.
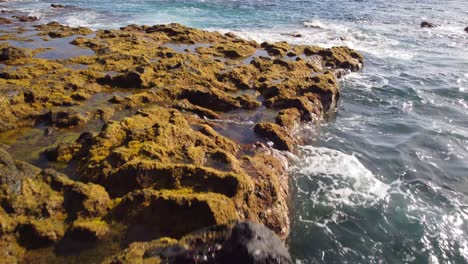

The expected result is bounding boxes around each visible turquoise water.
[1,0,468,263]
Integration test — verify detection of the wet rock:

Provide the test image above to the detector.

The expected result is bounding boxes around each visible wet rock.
[303,46,364,71]
[465,26,468,33]
[304,23,322,29]
[103,237,179,263]
[44,142,76,162]
[216,43,256,58]
[13,16,38,22]
[45,109,89,128]
[217,65,256,90]
[114,189,239,238]
[143,23,227,43]
[237,94,261,110]
[98,66,154,88]
[44,127,56,136]
[0,148,112,255]
[179,87,242,112]
[35,22,93,38]
[254,122,294,152]
[275,108,301,131]
[261,41,290,56]
[105,221,291,264]
[271,95,323,122]
[108,95,125,104]
[68,218,110,241]
[42,168,112,218]
[107,160,245,197]
[281,33,302,38]
[0,22,364,262]
[96,107,115,122]
[421,21,436,28]
[260,72,339,115]
[0,44,32,61]
[0,17,12,24]
[50,4,65,8]
[0,207,14,235]
[217,221,292,264]
[64,106,249,196]
[173,99,221,119]
[0,147,41,185]
[70,92,90,101]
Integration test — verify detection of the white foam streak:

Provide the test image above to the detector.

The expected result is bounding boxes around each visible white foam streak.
[291,146,390,207]
[292,145,468,261]
[223,19,415,60]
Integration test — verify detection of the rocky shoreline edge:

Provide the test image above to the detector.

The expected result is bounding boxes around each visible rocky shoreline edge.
[0,19,363,263]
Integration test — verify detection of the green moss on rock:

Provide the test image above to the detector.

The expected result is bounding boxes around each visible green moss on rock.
[114,189,239,238]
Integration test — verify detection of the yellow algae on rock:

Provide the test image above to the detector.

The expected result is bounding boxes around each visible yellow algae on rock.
[0,21,364,262]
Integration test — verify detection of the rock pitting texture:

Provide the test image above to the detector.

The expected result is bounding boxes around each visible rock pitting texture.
[0,22,363,262]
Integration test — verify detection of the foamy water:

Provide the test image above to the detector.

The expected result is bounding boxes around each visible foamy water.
[1,0,468,263]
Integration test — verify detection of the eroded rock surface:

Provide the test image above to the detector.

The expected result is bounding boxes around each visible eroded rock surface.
[0,22,364,262]
[0,147,112,262]
[104,221,292,264]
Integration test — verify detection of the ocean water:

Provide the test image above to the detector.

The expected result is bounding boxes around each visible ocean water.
[1,0,467,263]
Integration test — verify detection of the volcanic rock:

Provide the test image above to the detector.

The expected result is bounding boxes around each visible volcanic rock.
[13,16,38,22]
[0,44,32,61]
[0,17,12,24]
[254,122,294,152]
[421,21,436,28]
[50,4,65,8]
[104,221,292,264]
[0,21,365,262]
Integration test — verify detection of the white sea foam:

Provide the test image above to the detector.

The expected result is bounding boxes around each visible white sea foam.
[290,146,390,207]
[291,144,468,261]
[221,19,415,60]
[342,71,389,91]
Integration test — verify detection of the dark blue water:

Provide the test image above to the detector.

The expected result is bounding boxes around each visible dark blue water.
[1,0,467,263]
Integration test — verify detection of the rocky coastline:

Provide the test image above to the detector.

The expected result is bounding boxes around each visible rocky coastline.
[0,16,363,263]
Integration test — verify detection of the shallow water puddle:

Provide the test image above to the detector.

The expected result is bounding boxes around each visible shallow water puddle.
[213,106,278,145]
[65,63,89,70]
[242,49,270,64]
[0,90,133,170]
[3,34,95,60]
[163,42,212,53]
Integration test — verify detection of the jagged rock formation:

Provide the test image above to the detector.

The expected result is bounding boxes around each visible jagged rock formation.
[0,21,363,262]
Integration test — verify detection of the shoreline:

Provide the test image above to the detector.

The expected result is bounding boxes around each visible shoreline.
[0,18,363,262]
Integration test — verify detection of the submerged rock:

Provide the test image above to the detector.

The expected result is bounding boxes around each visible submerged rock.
[44,109,89,128]
[421,21,436,28]
[13,16,38,22]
